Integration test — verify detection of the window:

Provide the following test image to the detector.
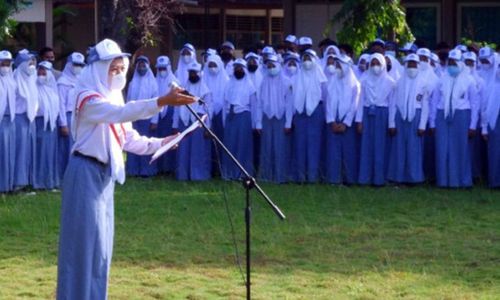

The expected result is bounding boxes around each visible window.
[460,5,500,44]
[405,6,438,49]
[173,13,220,50]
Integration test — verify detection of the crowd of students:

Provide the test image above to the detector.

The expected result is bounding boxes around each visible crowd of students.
[0,35,499,192]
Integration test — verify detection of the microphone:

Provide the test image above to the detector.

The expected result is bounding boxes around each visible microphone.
[169,81,206,105]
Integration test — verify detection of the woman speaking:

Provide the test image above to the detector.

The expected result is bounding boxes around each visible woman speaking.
[56,39,195,300]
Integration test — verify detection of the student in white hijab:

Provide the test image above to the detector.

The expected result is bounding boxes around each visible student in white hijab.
[385,54,402,81]
[153,55,179,174]
[463,51,488,181]
[429,49,478,188]
[0,50,17,193]
[291,49,327,183]
[245,52,264,171]
[125,55,159,177]
[33,61,60,190]
[222,58,257,179]
[57,39,195,300]
[355,53,370,79]
[387,54,430,184]
[481,56,500,187]
[57,52,85,178]
[13,49,39,190]
[355,53,396,186]
[321,45,340,68]
[172,61,212,180]
[254,54,293,183]
[175,43,197,85]
[283,52,300,81]
[323,54,337,82]
[202,54,229,145]
[325,54,361,184]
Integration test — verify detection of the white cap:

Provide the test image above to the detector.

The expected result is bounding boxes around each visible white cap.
[205,48,217,56]
[463,51,477,62]
[298,37,313,46]
[479,47,493,59]
[416,48,431,58]
[187,61,202,72]
[88,39,130,63]
[233,58,247,68]
[70,52,85,65]
[38,60,53,70]
[336,54,351,64]
[404,53,420,63]
[431,53,439,63]
[262,46,276,55]
[285,35,297,44]
[448,49,462,61]
[244,52,260,61]
[221,41,235,50]
[156,56,170,67]
[455,44,467,52]
[0,50,12,60]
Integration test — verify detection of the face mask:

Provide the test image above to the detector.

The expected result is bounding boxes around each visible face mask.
[159,70,168,78]
[447,65,460,77]
[72,66,82,76]
[371,65,382,75]
[248,64,258,73]
[234,70,245,79]
[110,72,126,90]
[335,68,344,78]
[302,61,313,70]
[406,67,418,78]
[220,52,232,62]
[385,51,396,57]
[188,74,200,84]
[137,67,148,76]
[26,65,36,76]
[268,67,279,77]
[287,65,297,74]
[209,67,219,75]
[0,66,10,76]
[420,61,430,71]
[182,55,192,64]
[37,75,47,84]
[358,64,366,72]
[326,65,336,75]
[481,62,492,70]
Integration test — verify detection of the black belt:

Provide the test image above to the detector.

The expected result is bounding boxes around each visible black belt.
[73,151,107,167]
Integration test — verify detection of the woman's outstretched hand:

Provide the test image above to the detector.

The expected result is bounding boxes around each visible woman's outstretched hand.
[157,87,196,107]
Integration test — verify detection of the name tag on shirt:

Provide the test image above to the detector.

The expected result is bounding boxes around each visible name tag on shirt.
[416,94,423,102]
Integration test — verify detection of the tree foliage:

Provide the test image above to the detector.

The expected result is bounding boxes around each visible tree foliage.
[98,0,184,53]
[0,0,30,44]
[325,0,414,55]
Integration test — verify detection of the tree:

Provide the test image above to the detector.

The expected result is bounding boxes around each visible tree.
[97,0,185,54]
[325,0,414,55]
[0,0,30,46]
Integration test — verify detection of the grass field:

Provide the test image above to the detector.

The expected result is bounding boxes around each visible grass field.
[0,177,499,299]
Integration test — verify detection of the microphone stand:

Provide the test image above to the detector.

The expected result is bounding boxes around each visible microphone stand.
[183,102,286,300]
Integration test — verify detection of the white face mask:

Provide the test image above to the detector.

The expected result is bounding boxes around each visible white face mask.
[420,61,430,71]
[326,65,336,75]
[37,75,47,84]
[110,72,126,90]
[0,66,10,76]
[385,51,396,57]
[209,67,219,75]
[406,67,418,78]
[72,66,82,76]
[268,66,280,77]
[302,61,313,70]
[158,70,167,78]
[335,67,344,78]
[371,65,382,75]
[26,65,36,76]
[182,55,192,64]
[287,65,297,74]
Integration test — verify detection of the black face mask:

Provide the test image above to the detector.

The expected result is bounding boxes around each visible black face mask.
[234,70,245,79]
[247,64,258,73]
[220,52,233,62]
[386,64,392,72]
[189,75,200,84]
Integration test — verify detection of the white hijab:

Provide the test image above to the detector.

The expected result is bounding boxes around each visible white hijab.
[127,60,158,101]
[74,57,130,184]
[203,54,229,115]
[179,75,210,126]
[326,58,360,122]
[259,64,292,119]
[57,61,79,88]
[294,54,327,115]
[224,65,256,108]
[362,53,395,106]
[37,69,60,131]
[440,60,473,118]
[155,56,179,118]
[175,46,197,86]
[14,60,39,122]
[395,65,428,122]
[0,62,16,122]
[385,54,403,82]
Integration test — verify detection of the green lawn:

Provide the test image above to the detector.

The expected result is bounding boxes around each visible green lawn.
[0,178,499,299]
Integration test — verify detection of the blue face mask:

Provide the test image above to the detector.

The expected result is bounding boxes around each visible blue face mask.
[447,65,460,77]
[137,67,148,76]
